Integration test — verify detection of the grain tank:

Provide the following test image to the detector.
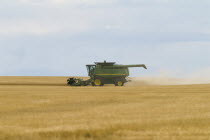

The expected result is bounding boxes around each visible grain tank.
[67,61,147,86]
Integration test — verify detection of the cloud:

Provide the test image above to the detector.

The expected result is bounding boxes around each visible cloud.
[0,21,57,35]
[1,0,210,36]
[18,0,119,6]
[0,17,91,36]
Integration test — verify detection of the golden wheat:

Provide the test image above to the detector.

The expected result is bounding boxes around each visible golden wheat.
[0,77,210,140]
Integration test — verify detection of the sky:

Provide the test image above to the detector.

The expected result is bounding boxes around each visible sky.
[0,0,210,77]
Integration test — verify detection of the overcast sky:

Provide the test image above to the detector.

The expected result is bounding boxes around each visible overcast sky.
[0,0,210,77]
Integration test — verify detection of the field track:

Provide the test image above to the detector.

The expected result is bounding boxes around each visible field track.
[0,76,210,140]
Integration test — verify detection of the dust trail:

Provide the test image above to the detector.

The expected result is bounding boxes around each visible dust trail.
[126,76,210,86]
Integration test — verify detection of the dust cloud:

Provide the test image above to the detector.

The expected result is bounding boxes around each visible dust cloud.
[126,76,210,86]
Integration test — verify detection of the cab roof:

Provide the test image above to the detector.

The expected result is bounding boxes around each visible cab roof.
[86,61,116,66]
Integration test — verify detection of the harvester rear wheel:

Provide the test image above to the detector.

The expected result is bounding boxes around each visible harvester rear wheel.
[93,79,104,86]
[115,80,124,86]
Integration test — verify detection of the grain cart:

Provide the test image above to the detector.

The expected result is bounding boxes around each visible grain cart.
[67,61,147,86]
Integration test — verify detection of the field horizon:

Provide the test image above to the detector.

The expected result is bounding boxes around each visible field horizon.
[0,76,210,140]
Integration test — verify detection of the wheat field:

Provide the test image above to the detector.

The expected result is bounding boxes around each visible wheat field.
[0,76,210,140]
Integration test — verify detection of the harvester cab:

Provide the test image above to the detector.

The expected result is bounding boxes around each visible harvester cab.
[67,61,147,86]
[86,65,96,76]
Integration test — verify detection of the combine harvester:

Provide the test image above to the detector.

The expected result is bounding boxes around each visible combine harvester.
[67,61,147,86]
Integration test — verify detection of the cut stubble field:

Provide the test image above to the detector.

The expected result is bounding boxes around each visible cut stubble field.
[0,77,210,140]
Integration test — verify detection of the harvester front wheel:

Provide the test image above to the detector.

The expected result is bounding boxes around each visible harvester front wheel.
[115,80,124,86]
[93,79,104,86]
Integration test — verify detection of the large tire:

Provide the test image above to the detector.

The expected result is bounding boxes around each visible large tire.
[93,78,104,86]
[114,79,124,86]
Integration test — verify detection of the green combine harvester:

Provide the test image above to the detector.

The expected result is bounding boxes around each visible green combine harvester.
[67,61,147,86]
